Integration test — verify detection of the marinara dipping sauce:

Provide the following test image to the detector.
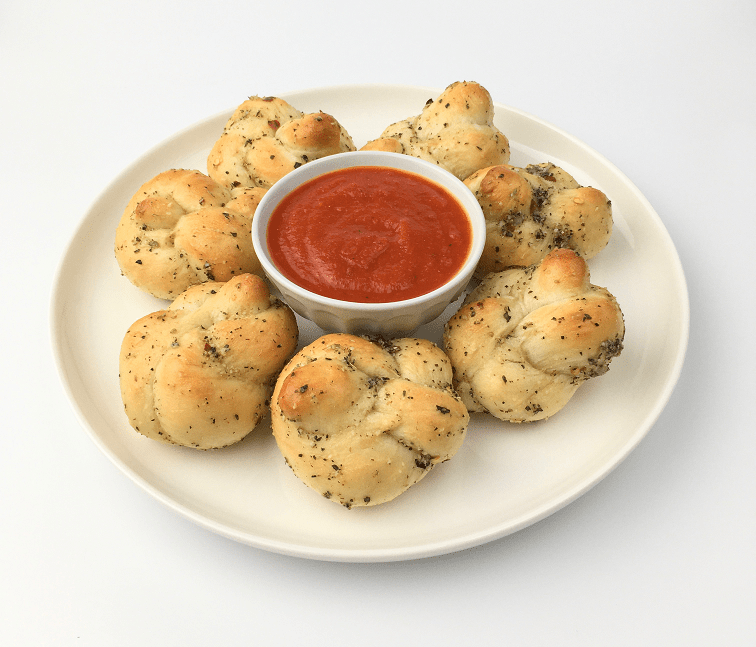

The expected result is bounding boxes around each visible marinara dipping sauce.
[266,166,473,303]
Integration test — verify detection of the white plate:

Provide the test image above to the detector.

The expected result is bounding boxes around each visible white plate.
[51,84,689,562]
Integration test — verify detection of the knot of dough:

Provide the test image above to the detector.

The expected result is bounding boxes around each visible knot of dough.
[271,334,469,508]
[115,168,266,300]
[207,95,355,190]
[464,162,613,276]
[443,249,624,423]
[360,81,510,180]
[119,274,299,449]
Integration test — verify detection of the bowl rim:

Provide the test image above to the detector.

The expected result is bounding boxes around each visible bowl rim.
[251,150,486,312]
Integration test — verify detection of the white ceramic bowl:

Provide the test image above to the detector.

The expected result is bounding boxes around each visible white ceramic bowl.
[251,151,485,337]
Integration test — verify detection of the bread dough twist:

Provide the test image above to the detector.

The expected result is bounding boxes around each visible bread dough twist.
[444,249,624,423]
[119,274,298,449]
[360,81,510,180]
[271,334,469,508]
[207,95,355,189]
[464,162,613,276]
[115,168,266,300]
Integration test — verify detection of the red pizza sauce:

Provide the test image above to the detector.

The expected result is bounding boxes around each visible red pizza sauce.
[266,166,473,303]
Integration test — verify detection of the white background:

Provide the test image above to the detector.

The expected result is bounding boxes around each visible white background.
[2,1,754,645]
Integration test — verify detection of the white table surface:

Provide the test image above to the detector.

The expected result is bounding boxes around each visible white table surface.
[2,1,754,644]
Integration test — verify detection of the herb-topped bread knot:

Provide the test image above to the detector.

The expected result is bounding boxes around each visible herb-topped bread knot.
[463,162,613,276]
[207,95,356,190]
[115,168,267,300]
[443,248,624,423]
[119,273,299,449]
[360,81,510,180]
[271,334,469,508]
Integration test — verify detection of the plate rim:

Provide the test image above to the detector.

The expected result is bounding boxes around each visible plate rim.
[50,83,690,562]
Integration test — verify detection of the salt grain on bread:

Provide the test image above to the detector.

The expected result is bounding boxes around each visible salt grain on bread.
[360,81,510,180]
[443,249,624,423]
[464,162,613,276]
[115,168,266,300]
[207,95,355,190]
[119,274,298,449]
[271,334,469,508]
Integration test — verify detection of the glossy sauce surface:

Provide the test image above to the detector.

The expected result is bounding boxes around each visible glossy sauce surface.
[267,166,472,303]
